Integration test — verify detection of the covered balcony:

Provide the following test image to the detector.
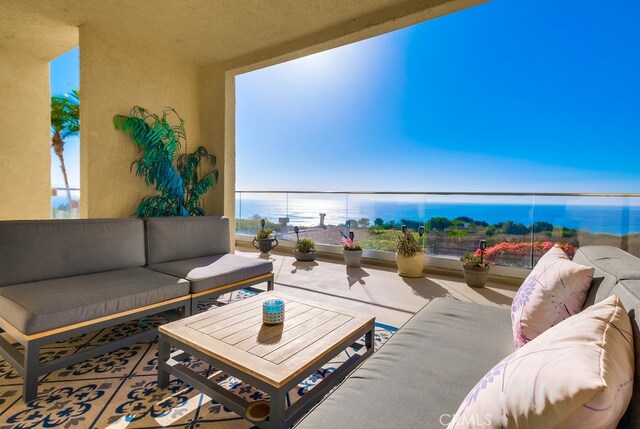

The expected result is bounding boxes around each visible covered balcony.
[1,1,639,428]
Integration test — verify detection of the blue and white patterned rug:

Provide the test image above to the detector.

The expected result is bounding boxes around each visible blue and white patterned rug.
[0,290,397,429]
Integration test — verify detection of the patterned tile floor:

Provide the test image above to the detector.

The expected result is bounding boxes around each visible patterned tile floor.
[0,291,396,429]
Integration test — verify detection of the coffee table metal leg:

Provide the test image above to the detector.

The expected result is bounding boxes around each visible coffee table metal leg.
[156,319,375,428]
[269,390,287,429]
[365,324,374,355]
[157,335,170,388]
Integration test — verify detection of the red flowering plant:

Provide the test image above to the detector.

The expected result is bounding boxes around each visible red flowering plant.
[484,241,577,261]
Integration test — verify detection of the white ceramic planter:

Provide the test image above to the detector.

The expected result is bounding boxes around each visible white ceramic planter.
[395,252,425,277]
[343,249,363,267]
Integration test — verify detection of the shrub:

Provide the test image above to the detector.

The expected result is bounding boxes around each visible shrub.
[295,238,315,253]
[396,230,424,257]
[236,217,278,232]
[447,230,472,238]
[532,221,554,232]
[426,217,452,231]
[359,229,398,251]
[460,252,490,268]
[502,221,529,235]
[256,229,272,240]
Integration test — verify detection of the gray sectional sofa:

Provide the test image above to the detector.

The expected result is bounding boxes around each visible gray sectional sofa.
[144,216,274,313]
[296,246,640,428]
[0,216,272,402]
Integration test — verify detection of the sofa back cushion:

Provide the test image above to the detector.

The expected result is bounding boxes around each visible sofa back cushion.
[573,245,640,428]
[144,216,230,265]
[0,218,146,287]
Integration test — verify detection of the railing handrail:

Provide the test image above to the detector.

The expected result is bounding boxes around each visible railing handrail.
[236,190,640,198]
[52,186,80,191]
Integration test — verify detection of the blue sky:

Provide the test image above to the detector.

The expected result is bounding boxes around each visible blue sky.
[52,1,640,193]
[237,0,640,193]
[50,47,79,188]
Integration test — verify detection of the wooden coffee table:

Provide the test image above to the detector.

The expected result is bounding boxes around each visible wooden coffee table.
[157,291,375,429]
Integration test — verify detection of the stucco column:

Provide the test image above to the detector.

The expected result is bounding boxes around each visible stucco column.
[0,50,51,220]
[199,66,236,235]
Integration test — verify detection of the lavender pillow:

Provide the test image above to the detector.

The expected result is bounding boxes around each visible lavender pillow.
[449,295,634,429]
[511,244,594,348]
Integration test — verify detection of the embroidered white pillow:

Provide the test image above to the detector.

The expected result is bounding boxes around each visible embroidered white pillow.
[512,244,594,348]
[448,295,634,429]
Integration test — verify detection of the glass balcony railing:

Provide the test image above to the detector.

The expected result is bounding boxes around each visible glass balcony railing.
[235,191,640,270]
[51,187,80,219]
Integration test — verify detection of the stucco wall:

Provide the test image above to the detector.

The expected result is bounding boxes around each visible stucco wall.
[0,50,51,220]
[198,66,234,221]
[79,26,203,218]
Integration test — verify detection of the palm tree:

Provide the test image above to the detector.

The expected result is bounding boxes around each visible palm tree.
[51,89,79,210]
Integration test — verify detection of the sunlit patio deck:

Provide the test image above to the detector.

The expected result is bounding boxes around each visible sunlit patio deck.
[235,245,517,328]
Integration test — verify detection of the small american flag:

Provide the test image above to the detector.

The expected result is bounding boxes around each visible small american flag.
[340,230,354,249]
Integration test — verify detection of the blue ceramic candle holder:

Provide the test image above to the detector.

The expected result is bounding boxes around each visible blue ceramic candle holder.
[263,299,285,325]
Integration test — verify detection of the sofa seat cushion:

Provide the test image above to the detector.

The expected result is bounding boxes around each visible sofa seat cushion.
[147,254,273,294]
[295,298,513,429]
[0,268,189,335]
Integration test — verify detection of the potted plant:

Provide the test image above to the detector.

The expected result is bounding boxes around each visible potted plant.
[252,219,278,255]
[396,226,425,277]
[460,240,492,288]
[341,230,363,268]
[293,238,318,261]
[114,106,218,217]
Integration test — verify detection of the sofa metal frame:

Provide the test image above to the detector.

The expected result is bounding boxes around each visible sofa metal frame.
[0,269,274,404]
[0,295,191,403]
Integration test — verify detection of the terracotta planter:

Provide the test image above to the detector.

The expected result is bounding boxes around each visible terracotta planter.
[396,252,425,277]
[462,265,490,288]
[343,249,363,268]
[293,250,318,261]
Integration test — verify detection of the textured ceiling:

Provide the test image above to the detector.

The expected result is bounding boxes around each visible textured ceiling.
[0,0,483,65]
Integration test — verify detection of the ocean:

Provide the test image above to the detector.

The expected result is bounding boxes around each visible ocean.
[236,196,640,235]
[52,194,639,235]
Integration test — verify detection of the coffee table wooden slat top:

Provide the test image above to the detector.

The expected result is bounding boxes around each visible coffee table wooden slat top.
[231,306,330,353]
[217,304,319,346]
[159,291,375,387]
[210,301,308,340]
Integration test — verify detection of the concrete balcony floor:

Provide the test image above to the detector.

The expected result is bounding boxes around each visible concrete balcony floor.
[236,245,518,328]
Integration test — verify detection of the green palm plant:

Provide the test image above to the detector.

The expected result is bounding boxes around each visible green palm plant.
[113,106,218,217]
[51,89,79,209]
